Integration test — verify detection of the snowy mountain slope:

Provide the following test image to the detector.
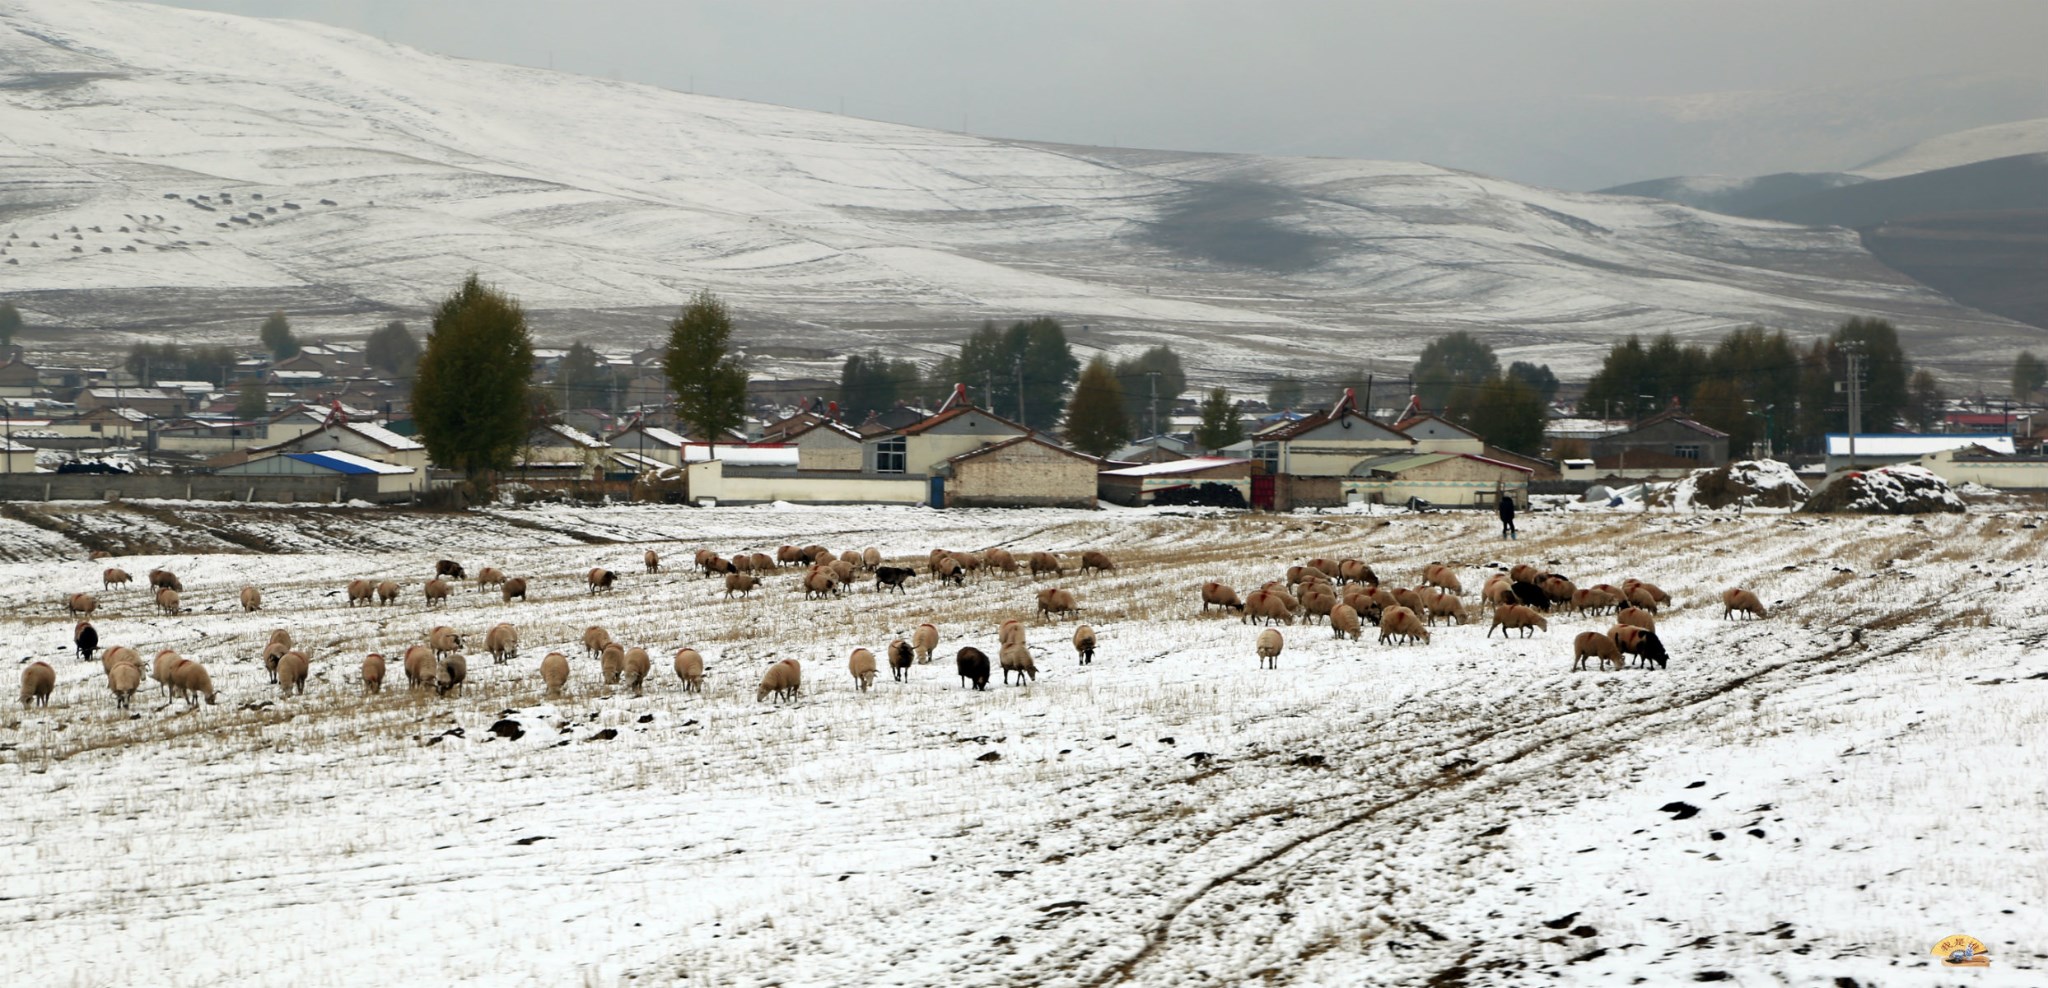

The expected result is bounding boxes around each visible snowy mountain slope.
[0,1,2039,380]
[1853,116,2048,179]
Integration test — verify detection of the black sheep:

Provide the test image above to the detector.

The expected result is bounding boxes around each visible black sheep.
[888,640,914,681]
[435,559,466,580]
[1635,630,1670,670]
[956,647,990,691]
[874,566,915,593]
[74,621,98,663]
[1509,580,1551,611]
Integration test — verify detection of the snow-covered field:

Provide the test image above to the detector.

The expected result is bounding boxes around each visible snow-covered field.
[4,500,2046,986]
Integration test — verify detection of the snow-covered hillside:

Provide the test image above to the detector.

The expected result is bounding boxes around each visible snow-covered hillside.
[1853,116,2048,179]
[0,0,2037,379]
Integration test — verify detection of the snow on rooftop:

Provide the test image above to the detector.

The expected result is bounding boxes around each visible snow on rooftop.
[343,420,424,451]
[1100,457,1247,477]
[682,443,799,466]
[1825,434,2014,457]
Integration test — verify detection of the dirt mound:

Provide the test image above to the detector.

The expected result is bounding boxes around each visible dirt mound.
[1674,460,1809,510]
[1803,464,1964,514]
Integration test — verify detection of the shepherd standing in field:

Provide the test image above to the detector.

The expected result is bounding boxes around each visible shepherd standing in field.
[1498,491,1517,540]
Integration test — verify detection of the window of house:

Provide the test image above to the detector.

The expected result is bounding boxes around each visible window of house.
[875,437,907,474]
[1674,444,1700,460]
[1254,442,1280,472]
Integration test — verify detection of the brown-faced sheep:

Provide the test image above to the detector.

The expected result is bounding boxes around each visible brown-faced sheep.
[403,644,436,689]
[999,619,1025,647]
[757,658,801,703]
[485,623,518,664]
[1571,587,1618,615]
[623,647,651,696]
[1509,563,1542,585]
[347,578,375,607]
[999,640,1036,685]
[1572,631,1624,672]
[838,549,861,570]
[1482,575,1515,608]
[1623,579,1671,607]
[1300,586,1338,625]
[1028,551,1062,578]
[154,588,180,616]
[983,547,1017,574]
[166,659,217,707]
[1379,605,1430,645]
[1487,604,1548,639]
[750,552,774,573]
[1624,586,1659,612]
[261,639,290,683]
[435,559,465,581]
[776,545,803,567]
[107,661,142,709]
[1616,606,1656,632]
[20,661,55,708]
[103,567,131,591]
[378,579,401,605]
[1080,551,1115,576]
[1330,603,1362,641]
[914,623,939,664]
[582,626,610,659]
[1539,575,1577,608]
[673,648,704,692]
[644,550,661,574]
[888,639,914,680]
[1339,558,1379,585]
[1072,624,1096,664]
[1610,625,1670,669]
[67,592,96,617]
[932,555,965,587]
[501,577,528,603]
[947,551,982,581]
[956,647,991,691]
[276,650,309,696]
[600,643,625,684]
[423,578,451,608]
[74,621,97,663]
[240,585,262,612]
[150,649,181,697]
[849,648,877,691]
[1722,588,1767,620]
[803,567,840,598]
[435,653,467,696]
[1422,589,1465,627]
[476,567,506,593]
[1421,563,1462,594]
[862,546,883,572]
[1200,582,1246,615]
[1241,589,1297,626]
[1036,587,1079,622]
[541,652,570,698]
[801,545,831,565]
[1256,629,1283,669]
[829,558,856,585]
[587,568,617,594]
[362,653,385,694]
[698,553,732,577]
[1391,586,1424,614]
[429,625,464,658]
[149,569,182,592]
[1304,558,1337,580]
[101,645,139,679]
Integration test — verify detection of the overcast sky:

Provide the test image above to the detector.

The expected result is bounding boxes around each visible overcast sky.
[144,1,2048,190]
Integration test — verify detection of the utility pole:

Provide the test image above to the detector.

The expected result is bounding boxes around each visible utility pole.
[1014,356,1024,426]
[1363,373,1374,419]
[1844,343,1865,470]
[983,370,994,410]
[1147,371,1159,439]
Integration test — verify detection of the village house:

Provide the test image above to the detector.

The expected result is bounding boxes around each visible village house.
[73,386,186,418]
[518,423,611,481]
[1585,405,1730,477]
[936,434,1100,509]
[1247,389,1416,509]
[243,417,429,491]
[1098,457,1254,506]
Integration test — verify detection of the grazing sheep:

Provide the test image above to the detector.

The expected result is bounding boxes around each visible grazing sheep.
[1509,563,1542,585]
[1072,625,1096,665]
[403,645,436,689]
[874,566,915,593]
[1572,631,1624,672]
[276,651,309,696]
[149,649,180,696]
[101,645,139,679]
[1304,558,1337,580]
[154,588,180,616]
[849,647,878,691]
[1722,588,1767,620]
[377,580,400,605]
[269,628,293,651]
[1379,605,1430,645]
[1330,603,1362,641]
[362,653,385,694]
[1624,586,1659,612]
[699,553,732,577]
[1036,587,1079,622]
[829,558,856,584]
[1422,589,1465,627]
[1570,587,1618,615]
[1256,629,1283,669]
[1482,575,1515,607]
[476,567,506,593]
[103,567,131,590]
[623,647,651,696]
[485,623,518,664]
[862,547,882,572]
[581,626,610,659]
[1300,586,1337,625]
[1028,551,1062,578]
[1421,563,1462,594]
[423,578,451,608]
[600,643,626,684]
[1611,625,1670,669]
[999,640,1036,685]
[240,585,262,612]
[20,661,55,708]
[955,647,991,691]
[1080,550,1115,576]
[587,568,618,594]
[262,639,290,682]
[1623,579,1671,607]
[730,551,757,574]
[108,661,142,709]
[1339,559,1379,585]
[914,623,939,664]
[804,567,840,598]
[1200,581,1245,614]
[1616,606,1656,632]
[757,658,802,703]
[67,592,97,617]
[644,549,661,574]
[999,619,1025,647]
[1391,586,1424,614]
[74,621,98,663]
[933,555,965,587]
[347,578,375,607]
[1539,575,1577,608]
[983,547,1017,574]
[673,648,704,692]
[1487,604,1548,639]
[777,545,803,567]
[165,659,217,707]
[1241,589,1296,626]
[886,639,914,681]
[429,625,463,658]
[947,551,981,581]
[801,545,831,565]
[1506,580,1550,612]
[724,572,758,598]
[435,653,467,696]
[149,569,182,592]
[838,550,861,570]
[501,577,527,603]
[541,652,570,697]
[435,559,465,581]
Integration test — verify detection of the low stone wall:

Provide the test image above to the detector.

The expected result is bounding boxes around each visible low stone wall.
[0,473,405,504]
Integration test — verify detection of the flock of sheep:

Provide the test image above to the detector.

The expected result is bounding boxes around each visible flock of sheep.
[20,540,1773,713]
